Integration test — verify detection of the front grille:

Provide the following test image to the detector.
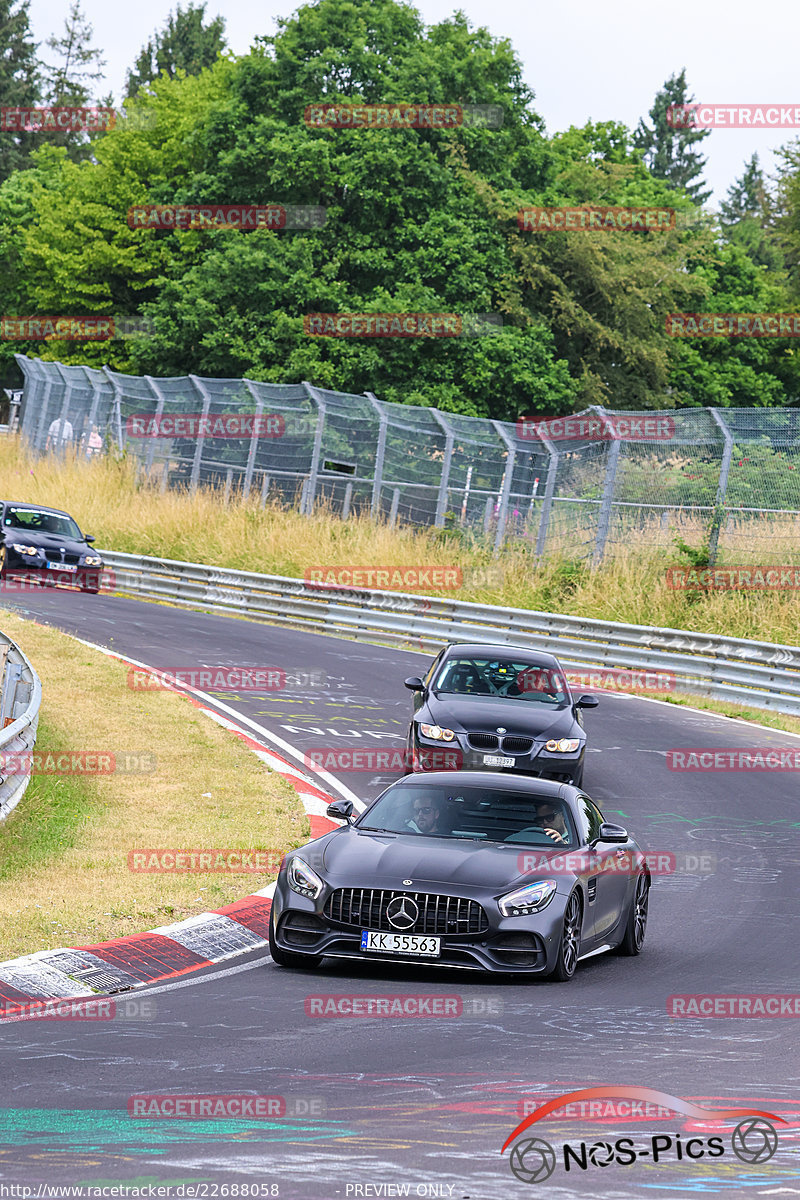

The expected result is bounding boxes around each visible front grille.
[501,736,533,754]
[468,733,499,750]
[325,889,489,936]
[64,553,80,565]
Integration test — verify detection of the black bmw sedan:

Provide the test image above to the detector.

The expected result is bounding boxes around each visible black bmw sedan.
[0,502,104,593]
[269,772,650,980]
[404,642,598,786]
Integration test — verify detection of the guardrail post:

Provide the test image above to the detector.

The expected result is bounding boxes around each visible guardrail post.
[708,408,734,567]
[591,406,621,568]
[491,420,517,554]
[365,391,387,518]
[301,382,327,514]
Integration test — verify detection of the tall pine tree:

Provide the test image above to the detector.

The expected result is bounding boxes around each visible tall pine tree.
[125,3,226,98]
[0,0,42,183]
[635,69,711,204]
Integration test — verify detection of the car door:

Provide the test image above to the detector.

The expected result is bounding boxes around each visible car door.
[575,794,631,943]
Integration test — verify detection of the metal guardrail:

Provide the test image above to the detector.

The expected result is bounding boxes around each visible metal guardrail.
[100,550,800,717]
[0,632,42,821]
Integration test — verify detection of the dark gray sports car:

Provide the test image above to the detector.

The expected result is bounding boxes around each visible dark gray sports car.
[269,772,650,980]
[404,642,598,786]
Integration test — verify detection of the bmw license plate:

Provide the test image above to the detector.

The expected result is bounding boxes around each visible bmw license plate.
[361,931,440,956]
[483,754,514,767]
[47,561,76,572]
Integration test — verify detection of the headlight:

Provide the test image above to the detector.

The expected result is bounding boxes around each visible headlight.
[83,555,103,566]
[498,879,557,917]
[287,856,324,899]
[10,544,39,556]
[545,738,581,753]
[419,723,455,741]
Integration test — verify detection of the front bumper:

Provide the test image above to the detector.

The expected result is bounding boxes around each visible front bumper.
[411,732,584,784]
[2,557,104,589]
[271,883,566,975]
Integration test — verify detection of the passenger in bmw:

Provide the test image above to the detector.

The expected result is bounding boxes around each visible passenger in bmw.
[406,796,447,835]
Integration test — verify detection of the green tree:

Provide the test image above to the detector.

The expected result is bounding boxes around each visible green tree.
[720,155,783,272]
[125,3,227,99]
[635,69,711,204]
[0,0,42,184]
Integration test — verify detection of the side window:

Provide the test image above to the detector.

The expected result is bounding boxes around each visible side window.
[576,795,602,844]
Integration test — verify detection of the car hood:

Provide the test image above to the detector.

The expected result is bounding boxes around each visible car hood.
[422,693,578,739]
[2,531,91,554]
[316,827,575,890]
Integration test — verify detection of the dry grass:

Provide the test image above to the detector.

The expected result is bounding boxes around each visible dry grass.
[0,434,799,658]
[0,609,309,960]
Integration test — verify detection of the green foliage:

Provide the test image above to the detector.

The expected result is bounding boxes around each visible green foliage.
[0,0,41,184]
[634,68,711,204]
[125,2,227,98]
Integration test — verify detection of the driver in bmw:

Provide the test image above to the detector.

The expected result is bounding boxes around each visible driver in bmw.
[406,796,447,835]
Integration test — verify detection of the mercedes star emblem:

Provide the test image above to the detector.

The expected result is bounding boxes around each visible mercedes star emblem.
[386,895,419,930]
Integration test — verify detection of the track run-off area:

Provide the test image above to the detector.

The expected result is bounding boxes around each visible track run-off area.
[0,588,798,1199]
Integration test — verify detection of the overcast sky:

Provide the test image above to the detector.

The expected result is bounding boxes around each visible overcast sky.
[25,0,800,204]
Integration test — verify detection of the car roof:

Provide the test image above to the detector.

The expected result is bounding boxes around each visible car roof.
[1,502,73,518]
[387,770,575,800]
[441,642,562,669]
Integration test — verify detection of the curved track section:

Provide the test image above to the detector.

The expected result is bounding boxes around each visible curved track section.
[0,588,798,1198]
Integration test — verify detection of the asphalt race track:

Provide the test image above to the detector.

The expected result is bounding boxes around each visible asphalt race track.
[0,588,798,1198]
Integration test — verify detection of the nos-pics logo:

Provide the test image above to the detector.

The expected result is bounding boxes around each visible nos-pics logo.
[502,1086,785,1184]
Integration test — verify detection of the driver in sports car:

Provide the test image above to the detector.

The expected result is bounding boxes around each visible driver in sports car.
[533,802,569,844]
[405,796,447,835]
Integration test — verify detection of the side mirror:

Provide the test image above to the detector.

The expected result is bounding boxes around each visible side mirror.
[326,799,354,823]
[597,822,628,843]
[404,676,425,692]
[84,534,95,543]
[576,694,599,709]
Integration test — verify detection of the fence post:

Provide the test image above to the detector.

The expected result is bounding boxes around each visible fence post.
[535,430,559,558]
[188,376,212,493]
[708,408,734,567]
[143,376,167,476]
[491,420,517,554]
[242,379,265,500]
[365,391,387,518]
[301,382,326,514]
[101,367,125,453]
[591,406,621,568]
[389,488,400,526]
[430,410,455,527]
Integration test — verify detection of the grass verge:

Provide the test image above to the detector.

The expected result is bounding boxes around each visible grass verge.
[0,609,309,961]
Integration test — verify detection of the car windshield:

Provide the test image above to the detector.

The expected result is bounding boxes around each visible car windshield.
[4,508,82,539]
[433,656,569,704]
[357,784,577,846]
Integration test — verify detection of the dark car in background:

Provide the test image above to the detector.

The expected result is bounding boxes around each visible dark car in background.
[269,772,650,980]
[404,642,598,786]
[0,502,104,593]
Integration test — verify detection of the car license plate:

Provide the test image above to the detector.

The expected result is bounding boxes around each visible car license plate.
[360,931,440,956]
[483,754,515,767]
[47,561,76,572]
